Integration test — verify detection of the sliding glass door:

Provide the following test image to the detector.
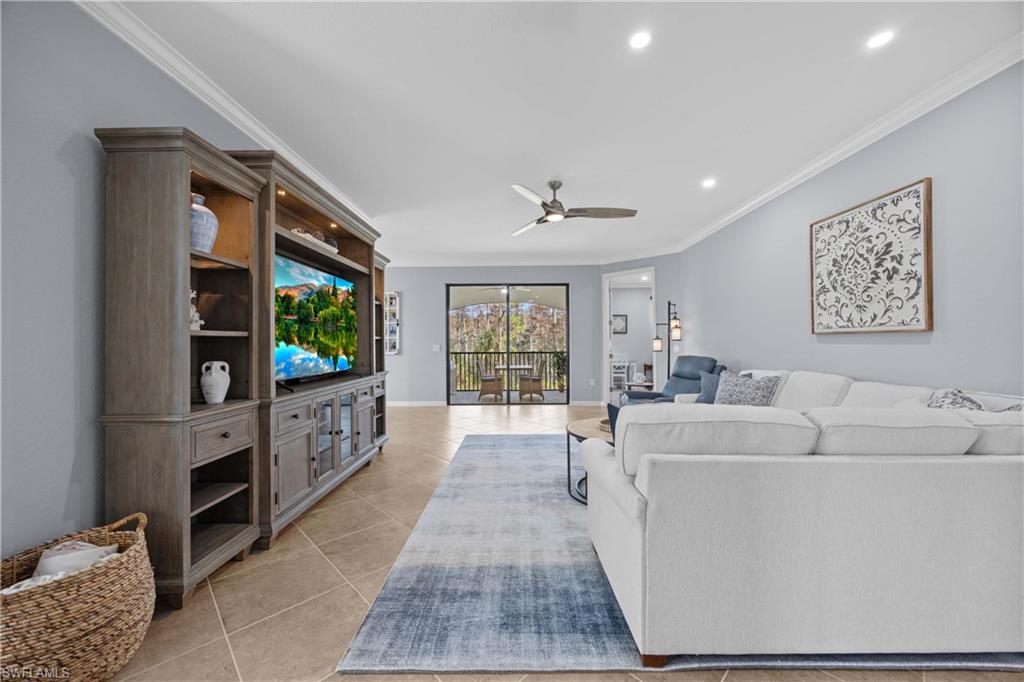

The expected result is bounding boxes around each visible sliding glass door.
[447,284,569,405]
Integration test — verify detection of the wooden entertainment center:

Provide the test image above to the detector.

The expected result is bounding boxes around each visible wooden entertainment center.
[98,129,389,607]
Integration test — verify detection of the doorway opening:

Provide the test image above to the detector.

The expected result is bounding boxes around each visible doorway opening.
[602,268,656,405]
[446,284,570,405]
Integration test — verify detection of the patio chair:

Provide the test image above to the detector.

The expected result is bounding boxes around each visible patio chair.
[477,360,503,402]
[518,358,545,402]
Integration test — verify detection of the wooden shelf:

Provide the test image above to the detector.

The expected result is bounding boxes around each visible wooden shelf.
[190,330,249,337]
[189,398,259,418]
[191,523,252,566]
[190,482,249,517]
[274,226,370,275]
[190,249,248,270]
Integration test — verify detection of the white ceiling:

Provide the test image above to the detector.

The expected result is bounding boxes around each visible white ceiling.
[123,2,1022,266]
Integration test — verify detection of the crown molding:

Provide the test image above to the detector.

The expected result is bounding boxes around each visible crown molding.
[75,0,373,226]
[76,0,1020,268]
[659,32,1024,258]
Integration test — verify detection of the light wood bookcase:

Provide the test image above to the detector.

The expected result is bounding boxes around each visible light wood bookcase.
[97,128,265,607]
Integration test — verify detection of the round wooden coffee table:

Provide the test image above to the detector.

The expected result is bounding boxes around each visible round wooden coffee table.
[566,417,613,505]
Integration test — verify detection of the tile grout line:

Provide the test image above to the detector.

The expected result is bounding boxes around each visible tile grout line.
[346,482,424,531]
[292,523,373,607]
[206,577,244,682]
[208,518,394,586]
[117,632,226,681]
[226,583,347,637]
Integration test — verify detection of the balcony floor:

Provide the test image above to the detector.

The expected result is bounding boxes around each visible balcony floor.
[449,389,567,405]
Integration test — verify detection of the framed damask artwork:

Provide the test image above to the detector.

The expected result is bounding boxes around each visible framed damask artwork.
[810,178,932,334]
[611,314,628,334]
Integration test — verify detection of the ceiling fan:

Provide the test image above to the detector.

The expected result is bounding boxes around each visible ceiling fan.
[510,180,637,237]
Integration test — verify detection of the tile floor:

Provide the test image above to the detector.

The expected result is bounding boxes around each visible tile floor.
[115,404,1021,682]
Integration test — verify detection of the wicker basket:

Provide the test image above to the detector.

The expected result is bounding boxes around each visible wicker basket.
[0,513,156,681]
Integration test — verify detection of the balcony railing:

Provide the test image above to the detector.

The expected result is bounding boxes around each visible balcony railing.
[450,351,565,392]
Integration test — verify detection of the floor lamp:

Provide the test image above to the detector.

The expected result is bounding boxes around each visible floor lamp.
[652,301,682,379]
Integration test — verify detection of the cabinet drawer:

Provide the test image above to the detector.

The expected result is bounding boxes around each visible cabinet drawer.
[372,380,385,397]
[276,400,314,434]
[356,385,374,403]
[192,413,254,465]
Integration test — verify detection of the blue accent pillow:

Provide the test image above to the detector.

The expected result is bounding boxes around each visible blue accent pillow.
[607,403,620,436]
[696,371,720,404]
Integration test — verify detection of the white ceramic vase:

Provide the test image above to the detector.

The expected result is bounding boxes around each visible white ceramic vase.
[189,193,219,252]
[200,361,230,405]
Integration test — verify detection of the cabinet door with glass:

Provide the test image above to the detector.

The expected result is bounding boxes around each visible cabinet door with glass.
[337,392,355,471]
[315,397,338,484]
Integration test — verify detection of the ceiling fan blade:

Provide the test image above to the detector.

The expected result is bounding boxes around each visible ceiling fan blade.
[511,217,545,237]
[566,207,637,219]
[511,184,546,206]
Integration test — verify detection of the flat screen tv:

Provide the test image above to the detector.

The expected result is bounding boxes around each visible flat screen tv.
[274,254,357,382]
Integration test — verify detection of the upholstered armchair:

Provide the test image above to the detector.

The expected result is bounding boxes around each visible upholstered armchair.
[621,355,725,404]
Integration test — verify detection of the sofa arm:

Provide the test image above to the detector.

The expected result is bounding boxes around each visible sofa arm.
[580,439,646,528]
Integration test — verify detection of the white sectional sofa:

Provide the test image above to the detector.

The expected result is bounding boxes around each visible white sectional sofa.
[581,370,1024,665]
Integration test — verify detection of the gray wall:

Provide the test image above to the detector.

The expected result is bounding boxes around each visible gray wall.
[673,64,1023,395]
[601,64,1023,395]
[610,288,654,377]
[1,2,256,555]
[384,266,603,403]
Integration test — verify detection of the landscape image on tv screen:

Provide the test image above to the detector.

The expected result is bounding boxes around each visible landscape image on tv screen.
[274,255,357,381]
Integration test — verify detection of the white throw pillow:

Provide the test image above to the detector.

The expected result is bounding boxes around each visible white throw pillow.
[841,382,933,408]
[772,371,853,411]
[615,403,818,475]
[805,407,978,455]
[673,394,699,404]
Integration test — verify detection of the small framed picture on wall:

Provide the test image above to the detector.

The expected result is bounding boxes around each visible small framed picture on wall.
[611,314,628,334]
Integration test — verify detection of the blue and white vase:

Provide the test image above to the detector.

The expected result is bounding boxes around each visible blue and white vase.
[189,193,219,252]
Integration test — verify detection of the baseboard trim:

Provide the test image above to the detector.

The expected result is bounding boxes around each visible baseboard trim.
[387,400,605,407]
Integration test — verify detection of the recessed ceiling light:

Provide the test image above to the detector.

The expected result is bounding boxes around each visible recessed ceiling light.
[641,275,649,281]
[701,177,717,189]
[867,30,894,49]
[330,222,338,228]
[629,31,651,50]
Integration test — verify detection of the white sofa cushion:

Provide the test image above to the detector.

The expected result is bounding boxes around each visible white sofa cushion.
[959,410,1024,455]
[895,398,1023,455]
[614,404,818,475]
[805,407,978,455]
[841,381,933,408]
[772,371,853,410]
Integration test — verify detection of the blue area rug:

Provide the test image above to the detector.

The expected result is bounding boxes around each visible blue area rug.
[338,434,1023,673]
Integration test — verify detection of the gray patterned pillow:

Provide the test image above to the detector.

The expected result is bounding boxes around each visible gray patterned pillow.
[927,388,984,411]
[714,370,780,406]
